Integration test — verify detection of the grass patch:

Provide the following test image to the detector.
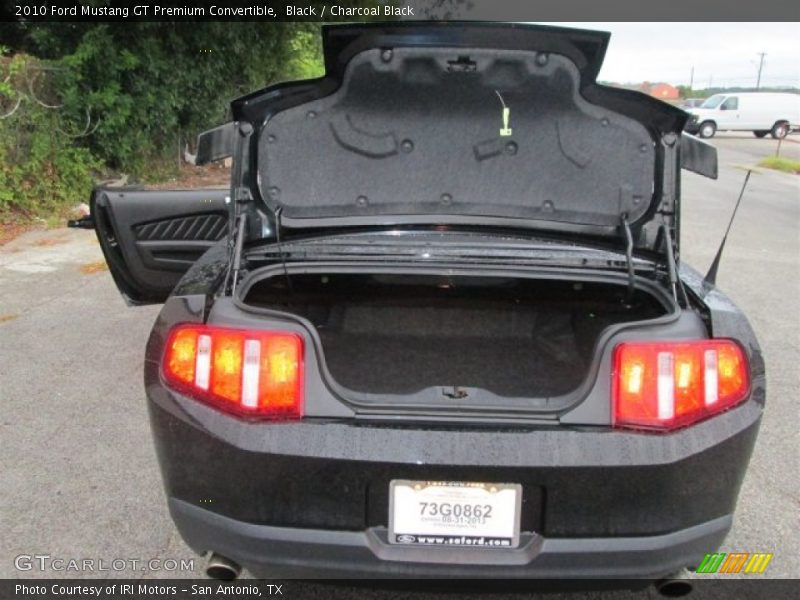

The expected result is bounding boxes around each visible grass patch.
[758,156,800,174]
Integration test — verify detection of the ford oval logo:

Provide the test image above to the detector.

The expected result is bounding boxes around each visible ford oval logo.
[397,534,416,543]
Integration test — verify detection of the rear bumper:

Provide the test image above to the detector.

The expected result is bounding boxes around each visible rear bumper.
[147,386,761,579]
[170,498,731,579]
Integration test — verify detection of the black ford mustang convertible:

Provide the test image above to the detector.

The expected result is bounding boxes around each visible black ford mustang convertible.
[85,23,763,587]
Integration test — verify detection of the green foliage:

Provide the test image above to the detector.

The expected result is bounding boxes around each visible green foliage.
[1,20,372,218]
[2,22,328,187]
[758,156,800,174]
[284,26,326,81]
[0,52,100,215]
[50,23,325,175]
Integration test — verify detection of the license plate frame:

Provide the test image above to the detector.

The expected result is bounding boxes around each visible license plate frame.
[388,480,522,548]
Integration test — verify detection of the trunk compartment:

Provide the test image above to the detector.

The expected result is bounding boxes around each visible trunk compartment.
[242,269,670,399]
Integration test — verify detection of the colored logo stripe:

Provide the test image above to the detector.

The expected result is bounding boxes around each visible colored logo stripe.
[696,553,726,573]
[696,553,773,574]
[744,553,773,574]
[720,553,749,573]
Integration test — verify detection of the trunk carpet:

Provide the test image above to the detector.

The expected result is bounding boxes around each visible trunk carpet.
[317,304,584,397]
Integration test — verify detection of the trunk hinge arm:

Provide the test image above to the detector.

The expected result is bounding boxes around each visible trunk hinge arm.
[620,214,635,302]
[274,207,294,296]
[225,121,253,295]
[229,211,248,295]
[660,222,688,307]
[225,186,252,295]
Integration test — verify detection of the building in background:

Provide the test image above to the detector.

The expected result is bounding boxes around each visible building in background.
[610,81,681,101]
[645,82,680,100]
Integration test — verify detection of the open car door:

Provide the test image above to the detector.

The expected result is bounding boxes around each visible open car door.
[89,188,230,305]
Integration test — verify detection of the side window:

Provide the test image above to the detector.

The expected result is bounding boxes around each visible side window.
[721,97,739,111]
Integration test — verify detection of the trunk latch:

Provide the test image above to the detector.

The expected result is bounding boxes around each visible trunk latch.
[442,386,469,399]
[446,55,476,72]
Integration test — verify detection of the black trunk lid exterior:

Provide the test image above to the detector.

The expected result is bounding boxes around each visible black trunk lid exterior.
[232,23,688,257]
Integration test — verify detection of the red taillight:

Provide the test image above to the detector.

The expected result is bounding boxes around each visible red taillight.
[613,339,749,431]
[162,324,304,420]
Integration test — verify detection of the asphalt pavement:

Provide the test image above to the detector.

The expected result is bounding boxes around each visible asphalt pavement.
[0,133,797,597]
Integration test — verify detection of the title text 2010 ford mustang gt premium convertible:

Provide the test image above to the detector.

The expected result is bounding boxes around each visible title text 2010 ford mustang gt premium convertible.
[85,23,763,587]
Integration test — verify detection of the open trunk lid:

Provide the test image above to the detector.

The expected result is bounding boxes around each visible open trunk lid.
[229,23,701,257]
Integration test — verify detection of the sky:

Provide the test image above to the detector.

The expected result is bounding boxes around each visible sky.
[544,22,800,89]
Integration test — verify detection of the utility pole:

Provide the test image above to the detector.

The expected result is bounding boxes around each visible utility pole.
[689,66,694,91]
[756,52,767,89]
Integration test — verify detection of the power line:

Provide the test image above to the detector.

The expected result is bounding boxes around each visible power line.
[756,52,767,90]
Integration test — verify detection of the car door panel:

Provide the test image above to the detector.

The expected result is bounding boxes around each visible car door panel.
[91,188,230,305]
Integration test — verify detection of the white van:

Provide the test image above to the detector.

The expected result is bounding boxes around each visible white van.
[685,92,800,139]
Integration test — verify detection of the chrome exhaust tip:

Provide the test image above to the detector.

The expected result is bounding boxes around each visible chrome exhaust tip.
[655,571,693,597]
[205,553,241,581]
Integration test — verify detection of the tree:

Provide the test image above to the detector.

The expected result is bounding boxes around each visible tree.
[1,21,327,174]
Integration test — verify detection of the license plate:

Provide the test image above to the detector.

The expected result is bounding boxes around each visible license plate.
[388,480,522,548]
